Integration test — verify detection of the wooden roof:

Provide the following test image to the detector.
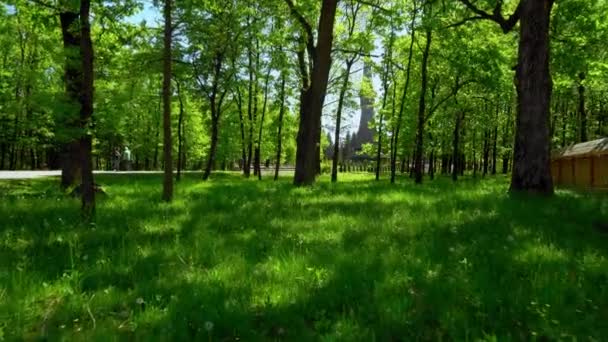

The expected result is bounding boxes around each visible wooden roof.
[553,138,608,159]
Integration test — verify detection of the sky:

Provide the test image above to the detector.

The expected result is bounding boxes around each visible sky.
[126,1,160,25]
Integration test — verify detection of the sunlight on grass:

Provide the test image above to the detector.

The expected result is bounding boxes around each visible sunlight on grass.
[1,173,607,340]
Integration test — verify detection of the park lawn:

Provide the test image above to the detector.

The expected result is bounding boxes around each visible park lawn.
[0,173,607,341]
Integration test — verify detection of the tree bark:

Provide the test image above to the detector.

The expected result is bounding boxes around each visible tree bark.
[252,42,260,177]
[59,10,82,189]
[331,60,354,183]
[202,116,218,181]
[578,72,587,142]
[510,0,554,194]
[162,0,173,201]
[201,53,226,181]
[483,130,489,176]
[176,79,185,181]
[274,73,286,181]
[492,125,498,175]
[153,94,160,169]
[456,0,554,193]
[245,32,255,178]
[256,63,272,180]
[414,29,432,184]
[452,111,463,181]
[235,85,247,174]
[79,0,95,219]
[292,0,338,186]
[429,149,435,180]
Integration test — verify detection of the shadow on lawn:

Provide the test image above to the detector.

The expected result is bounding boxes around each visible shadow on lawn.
[2,174,608,340]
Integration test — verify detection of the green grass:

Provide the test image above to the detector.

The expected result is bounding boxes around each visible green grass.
[1,173,607,341]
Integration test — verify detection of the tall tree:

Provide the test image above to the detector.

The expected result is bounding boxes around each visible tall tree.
[413,28,431,184]
[390,1,417,184]
[285,0,339,186]
[456,0,555,194]
[58,4,82,190]
[79,0,95,218]
[162,0,173,201]
[331,0,364,183]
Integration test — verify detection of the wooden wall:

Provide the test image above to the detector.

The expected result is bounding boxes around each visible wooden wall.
[552,155,608,189]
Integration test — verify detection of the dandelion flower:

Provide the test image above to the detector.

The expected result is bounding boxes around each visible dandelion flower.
[204,321,214,331]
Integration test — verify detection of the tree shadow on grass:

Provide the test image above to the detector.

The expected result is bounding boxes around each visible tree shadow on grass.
[3,174,608,340]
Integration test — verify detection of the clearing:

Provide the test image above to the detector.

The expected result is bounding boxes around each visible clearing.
[1,174,607,340]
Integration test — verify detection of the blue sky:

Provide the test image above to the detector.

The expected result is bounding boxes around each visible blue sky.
[126,0,160,25]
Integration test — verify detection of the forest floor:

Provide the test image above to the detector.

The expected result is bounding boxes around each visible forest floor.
[1,173,607,341]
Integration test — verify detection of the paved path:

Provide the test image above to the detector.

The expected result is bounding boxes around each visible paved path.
[0,170,167,180]
[0,169,294,180]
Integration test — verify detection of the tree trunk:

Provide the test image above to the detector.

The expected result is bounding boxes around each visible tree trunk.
[59,11,82,189]
[176,79,184,182]
[483,130,489,176]
[79,0,95,219]
[293,0,338,186]
[162,0,173,201]
[492,124,498,175]
[203,116,218,181]
[390,7,416,184]
[377,31,396,182]
[331,61,354,183]
[235,86,247,175]
[502,102,512,174]
[153,101,160,170]
[578,72,587,142]
[245,38,256,178]
[414,29,432,184]
[274,73,286,181]
[252,45,260,177]
[378,67,396,182]
[510,0,554,194]
[429,150,435,180]
[472,127,477,177]
[452,111,463,181]
[257,64,272,180]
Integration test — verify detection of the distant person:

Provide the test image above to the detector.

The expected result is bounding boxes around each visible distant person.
[112,147,121,171]
[123,146,132,171]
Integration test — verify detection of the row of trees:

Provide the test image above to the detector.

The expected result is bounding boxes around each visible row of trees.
[1,0,607,217]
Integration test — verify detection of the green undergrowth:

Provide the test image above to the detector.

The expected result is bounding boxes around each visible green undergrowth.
[1,173,607,341]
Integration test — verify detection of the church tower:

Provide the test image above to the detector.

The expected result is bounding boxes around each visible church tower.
[354,62,374,151]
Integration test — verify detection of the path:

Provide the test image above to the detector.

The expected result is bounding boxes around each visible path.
[0,169,295,180]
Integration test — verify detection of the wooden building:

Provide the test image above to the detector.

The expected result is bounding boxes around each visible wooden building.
[551,138,608,189]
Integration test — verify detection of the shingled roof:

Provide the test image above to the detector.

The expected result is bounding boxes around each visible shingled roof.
[553,138,608,159]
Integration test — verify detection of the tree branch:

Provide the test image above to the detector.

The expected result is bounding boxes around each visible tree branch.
[456,0,522,33]
[332,47,381,58]
[354,0,391,13]
[284,0,316,59]
[426,78,474,122]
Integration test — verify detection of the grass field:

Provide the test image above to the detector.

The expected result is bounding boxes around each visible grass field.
[1,173,607,341]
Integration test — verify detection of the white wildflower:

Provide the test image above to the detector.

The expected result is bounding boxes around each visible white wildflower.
[204,321,214,331]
